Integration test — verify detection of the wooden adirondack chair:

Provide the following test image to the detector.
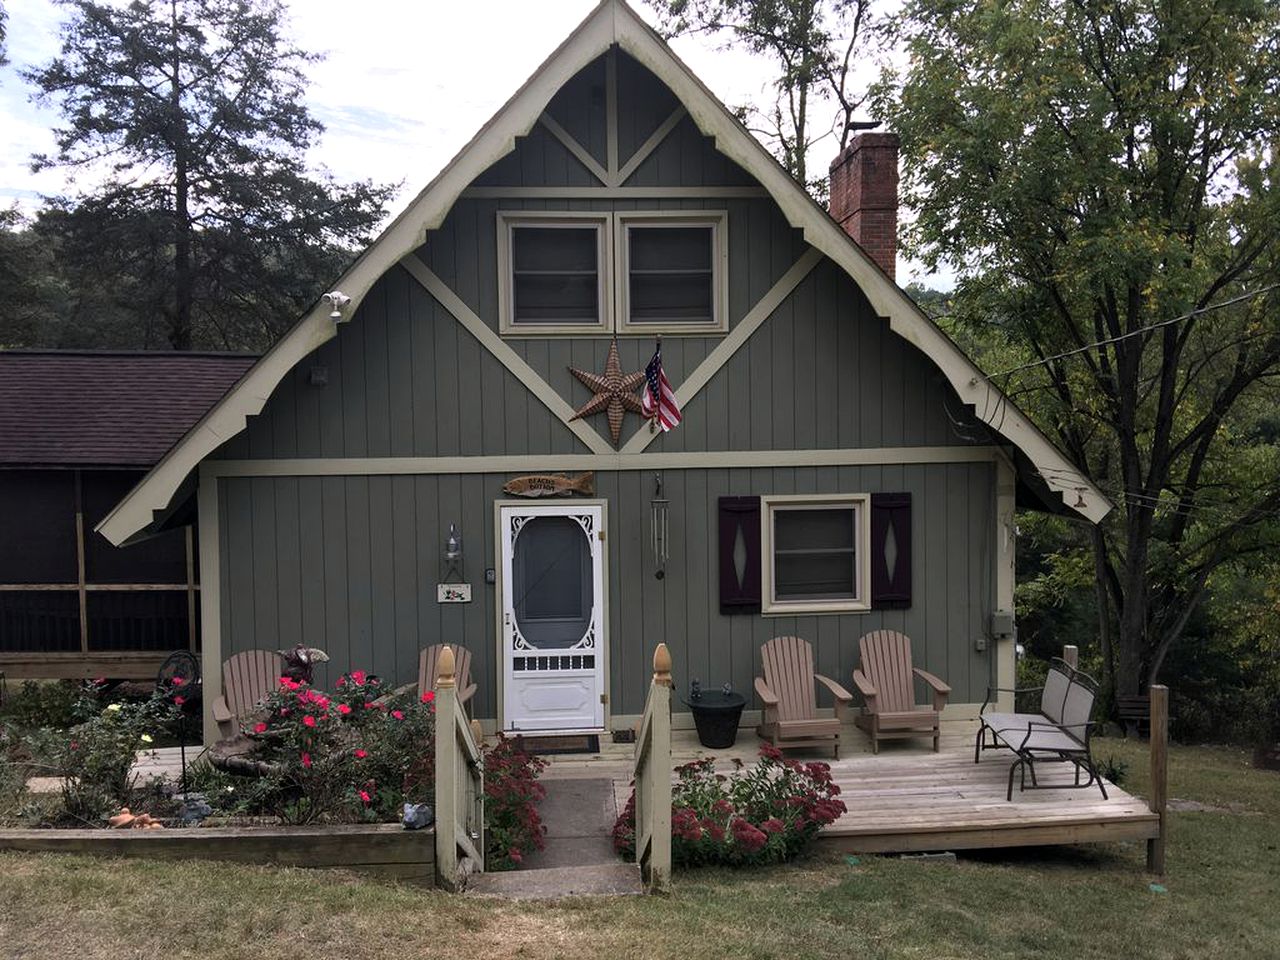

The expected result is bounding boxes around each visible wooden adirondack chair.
[852,630,950,753]
[755,636,853,758]
[418,644,477,709]
[211,649,283,740]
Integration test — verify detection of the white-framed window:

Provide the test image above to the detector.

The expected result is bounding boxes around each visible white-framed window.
[497,212,612,335]
[761,494,871,615]
[617,211,728,334]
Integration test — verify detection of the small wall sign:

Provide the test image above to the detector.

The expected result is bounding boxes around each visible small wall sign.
[437,583,472,604]
[502,472,595,497]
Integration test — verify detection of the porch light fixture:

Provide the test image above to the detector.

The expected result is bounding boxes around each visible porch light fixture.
[651,472,670,580]
[323,290,351,320]
[442,523,464,583]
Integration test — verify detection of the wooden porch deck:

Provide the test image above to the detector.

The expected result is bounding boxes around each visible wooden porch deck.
[113,722,1160,858]
[585,722,1159,856]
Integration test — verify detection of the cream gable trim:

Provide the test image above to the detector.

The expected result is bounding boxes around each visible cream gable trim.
[619,247,822,454]
[399,254,615,456]
[98,0,1107,545]
[538,114,611,185]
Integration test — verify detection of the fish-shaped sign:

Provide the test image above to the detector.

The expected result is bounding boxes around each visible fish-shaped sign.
[502,472,595,498]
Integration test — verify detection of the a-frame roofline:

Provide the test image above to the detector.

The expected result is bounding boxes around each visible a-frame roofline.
[98,0,1109,545]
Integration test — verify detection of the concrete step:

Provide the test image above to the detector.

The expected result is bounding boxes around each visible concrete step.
[464,862,643,899]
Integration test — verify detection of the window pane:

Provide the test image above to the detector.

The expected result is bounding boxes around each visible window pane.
[630,274,712,323]
[775,552,856,600]
[627,224,715,325]
[513,227,598,272]
[513,516,592,650]
[629,226,712,271]
[514,275,599,322]
[772,506,858,603]
[511,225,600,325]
[774,508,854,552]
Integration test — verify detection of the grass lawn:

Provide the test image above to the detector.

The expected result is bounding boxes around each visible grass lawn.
[0,738,1276,960]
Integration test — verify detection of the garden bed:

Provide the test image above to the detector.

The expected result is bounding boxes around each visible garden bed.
[0,822,435,886]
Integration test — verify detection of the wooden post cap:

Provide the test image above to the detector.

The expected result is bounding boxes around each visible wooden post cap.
[470,719,485,746]
[437,644,456,689]
[653,642,672,686]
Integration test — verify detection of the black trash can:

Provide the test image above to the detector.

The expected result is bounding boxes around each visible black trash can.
[683,691,747,749]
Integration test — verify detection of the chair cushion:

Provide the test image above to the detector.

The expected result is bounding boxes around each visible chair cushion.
[984,712,1085,752]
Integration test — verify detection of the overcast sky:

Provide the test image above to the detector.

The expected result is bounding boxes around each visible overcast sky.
[0,0,947,287]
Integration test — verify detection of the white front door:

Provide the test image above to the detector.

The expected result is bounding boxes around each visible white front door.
[500,503,606,732]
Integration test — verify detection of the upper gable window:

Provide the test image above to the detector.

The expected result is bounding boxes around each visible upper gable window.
[498,213,611,335]
[618,211,728,334]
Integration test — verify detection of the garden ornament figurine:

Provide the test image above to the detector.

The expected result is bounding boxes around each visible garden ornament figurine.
[278,645,329,684]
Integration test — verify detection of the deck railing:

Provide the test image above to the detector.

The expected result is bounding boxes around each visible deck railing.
[632,642,673,893]
[433,645,485,891]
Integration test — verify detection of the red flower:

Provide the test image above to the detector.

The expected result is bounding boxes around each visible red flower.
[253,721,268,734]
[509,847,522,864]
[70,741,79,751]
[420,690,435,704]
[338,703,352,715]
[301,752,312,770]
[391,710,404,720]
[171,676,185,687]
[359,790,371,804]
[303,715,317,728]
[173,695,185,706]
[354,748,368,759]
[350,670,366,686]
[761,818,785,835]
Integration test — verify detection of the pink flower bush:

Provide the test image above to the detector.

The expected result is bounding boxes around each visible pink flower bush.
[614,747,846,868]
[246,669,436,825]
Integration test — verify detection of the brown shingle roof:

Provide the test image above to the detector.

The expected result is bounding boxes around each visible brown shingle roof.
[0,351,257,467]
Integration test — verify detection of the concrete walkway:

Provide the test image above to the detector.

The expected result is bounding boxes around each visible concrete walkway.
[466,775,642,898]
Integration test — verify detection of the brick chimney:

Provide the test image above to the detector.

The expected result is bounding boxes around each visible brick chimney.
[828,132,900,280]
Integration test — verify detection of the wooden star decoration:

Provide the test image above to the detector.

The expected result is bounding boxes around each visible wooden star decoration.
[568,338,646,447]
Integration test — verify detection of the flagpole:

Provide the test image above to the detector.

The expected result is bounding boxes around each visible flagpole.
[649,335,661,434]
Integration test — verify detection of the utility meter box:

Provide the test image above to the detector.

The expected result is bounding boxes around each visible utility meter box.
[991,609,1016,639]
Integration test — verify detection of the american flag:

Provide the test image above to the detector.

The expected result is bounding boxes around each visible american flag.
[642,340,682,432]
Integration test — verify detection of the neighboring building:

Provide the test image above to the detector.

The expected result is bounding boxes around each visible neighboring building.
[0,351,254,679]
[99,0,1108,743]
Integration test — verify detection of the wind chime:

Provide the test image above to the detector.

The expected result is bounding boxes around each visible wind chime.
[651,472,669,580]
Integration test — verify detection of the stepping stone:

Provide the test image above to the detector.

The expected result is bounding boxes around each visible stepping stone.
[465,863,643,899]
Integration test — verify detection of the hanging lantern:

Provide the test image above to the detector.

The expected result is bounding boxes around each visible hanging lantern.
[651,472,670,580]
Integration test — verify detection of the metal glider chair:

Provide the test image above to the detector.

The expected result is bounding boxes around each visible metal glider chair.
[975,657,1108,801]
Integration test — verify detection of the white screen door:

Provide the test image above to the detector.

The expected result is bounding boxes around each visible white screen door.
[500,503,606,732]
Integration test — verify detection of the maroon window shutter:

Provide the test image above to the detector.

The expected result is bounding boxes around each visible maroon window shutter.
[719,496,761,612]
[871,492,912,609]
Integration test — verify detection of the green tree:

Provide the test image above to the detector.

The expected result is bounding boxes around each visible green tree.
[647,0,872,195]
[1,1,9,68]
[877,0,1280,699]
[24,0,393,350]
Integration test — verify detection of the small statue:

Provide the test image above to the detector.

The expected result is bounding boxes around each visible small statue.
[690,679,702,700]
[402,802,435,831]
[278,645,329,684]
[721,682,733,696]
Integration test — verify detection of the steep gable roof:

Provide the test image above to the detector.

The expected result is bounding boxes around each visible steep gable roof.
[98,0,1108,544]
[0,351,255,468]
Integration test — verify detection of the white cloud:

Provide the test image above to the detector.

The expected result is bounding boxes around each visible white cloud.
[0,0,951,288]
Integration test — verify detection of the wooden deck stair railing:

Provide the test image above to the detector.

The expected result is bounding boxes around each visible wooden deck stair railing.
[633,643,673,893]
[433,645,485,891]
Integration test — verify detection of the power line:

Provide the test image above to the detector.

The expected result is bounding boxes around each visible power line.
[979,284,1280,382]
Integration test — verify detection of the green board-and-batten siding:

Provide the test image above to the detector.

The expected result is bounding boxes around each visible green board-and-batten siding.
[206,47,1002,725]
[217,463,994,717]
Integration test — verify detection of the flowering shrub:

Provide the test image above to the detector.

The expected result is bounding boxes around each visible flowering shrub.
[241,671,436,825]
[27,692,177,823]
[613,745,845,867]
[482,735,547,871]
